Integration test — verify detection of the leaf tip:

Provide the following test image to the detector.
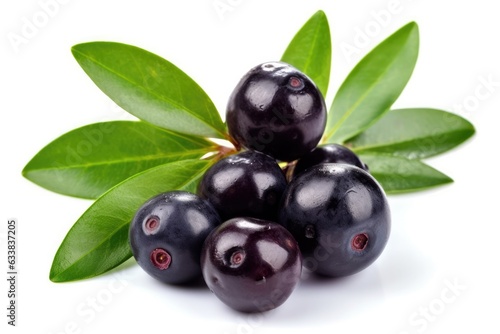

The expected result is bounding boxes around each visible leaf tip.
[49,263,77,283]
[313,9,327,19]
[467,121,477,136]
[406,21,419,29]
[70,43,83,56]
[21,164,29,178]
[71,42,103,59]
[21,158,36,180]
[435,169,454,186]
[396,21,419,41]
[407,22,420,40]
[444,174,454,184]
[49,268,61,283]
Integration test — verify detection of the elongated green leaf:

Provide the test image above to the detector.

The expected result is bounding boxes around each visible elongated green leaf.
[22,121,215,199]
[49,159,212,282]
[359,153,453,194]
[72,42,226,138]
[281,10,331,96]
[349,108,475,159]
[324,22,419,144]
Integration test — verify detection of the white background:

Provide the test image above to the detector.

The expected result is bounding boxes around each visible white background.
[1,0,499,333]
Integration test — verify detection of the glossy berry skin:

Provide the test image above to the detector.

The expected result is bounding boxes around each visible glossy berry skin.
[226,61,327,162]
[198,151,287,221]
[279,164,390,277]
[129,191,220,284]
[293,144,369,178]
[201,217,302,313]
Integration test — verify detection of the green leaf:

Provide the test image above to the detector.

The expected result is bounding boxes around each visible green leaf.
[22,121,215,199]
[324,22,419,144]
[49,159,212,282]
[349,108,475,159]
[71,42,226,138]
[281,10,331,97]
[359,153,453,194]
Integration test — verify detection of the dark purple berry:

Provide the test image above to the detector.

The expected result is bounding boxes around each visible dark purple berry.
[129,191,221,284]
[226,62,327,162]
[292,144,369,178]
[201,217,302,313]
[198,151,287,221]
[279,164,390,277]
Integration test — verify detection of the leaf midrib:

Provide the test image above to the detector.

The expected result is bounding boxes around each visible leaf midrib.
[128,121,212,148]
[301,19,323,85]
[51,162,211,281]
[324,30,414,142]
[358,153,454,190]
[352,128,471,153]
[26,149,210,172]
[73,48,225,138]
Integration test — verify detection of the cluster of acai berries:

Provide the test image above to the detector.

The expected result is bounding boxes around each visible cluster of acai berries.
[129,62,391,313]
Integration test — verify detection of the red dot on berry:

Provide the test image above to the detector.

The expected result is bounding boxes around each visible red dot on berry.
[352,233,369,251]
[146,216,158,229]
[226,248,246,268]
[288,76,303,89]
[150,248,171,270]
[144,216,160,235]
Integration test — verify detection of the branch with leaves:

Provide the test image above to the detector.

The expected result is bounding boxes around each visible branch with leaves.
[22,10,475,282]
